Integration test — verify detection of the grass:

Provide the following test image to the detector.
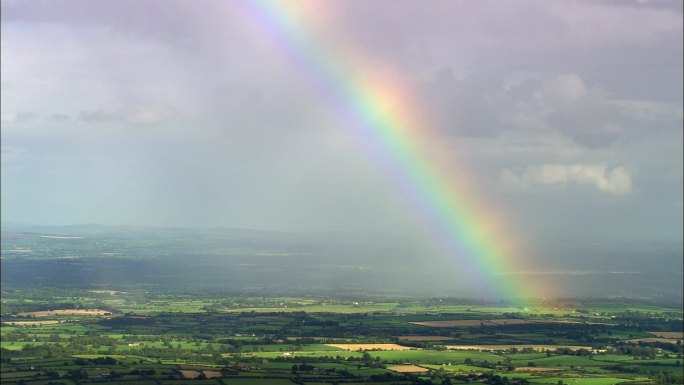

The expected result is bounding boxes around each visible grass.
[0,341,48,350]
[1,291,681,385]
[233,350,363,359]
[528,377,643,385]
[423,363,492,372]
[369,349,505,364]
[511,355,605,367]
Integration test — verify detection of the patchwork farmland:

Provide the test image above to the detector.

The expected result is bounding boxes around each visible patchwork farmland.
[1,288,682,385]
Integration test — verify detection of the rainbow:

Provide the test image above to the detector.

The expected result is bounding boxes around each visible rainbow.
[238,1,535,300]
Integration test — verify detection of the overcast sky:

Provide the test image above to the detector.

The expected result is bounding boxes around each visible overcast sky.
[2,0,682,252]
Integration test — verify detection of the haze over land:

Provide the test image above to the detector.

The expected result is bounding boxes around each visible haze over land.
[1,1,682,301]
[2,223,682,304]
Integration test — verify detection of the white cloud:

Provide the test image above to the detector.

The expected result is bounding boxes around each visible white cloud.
[502,163,632,195]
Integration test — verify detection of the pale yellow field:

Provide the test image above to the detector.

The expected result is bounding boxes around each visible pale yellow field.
[446,344,592,351]
[387,365,429,373]
[203,371,222,378]
[180,370,201,379]
[17,309,112,317]
[4,320,62,326]
[325,343,414,351]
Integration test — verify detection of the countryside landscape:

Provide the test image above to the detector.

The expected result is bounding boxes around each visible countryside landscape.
[2,1,683,385]
[1,225,682,385]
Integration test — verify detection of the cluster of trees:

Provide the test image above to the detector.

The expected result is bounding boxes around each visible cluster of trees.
[3,343,88,359]
[1,340,223,363]
[550,347,593,356]
[73,356,118,365]
[447,372,531,385]
[606,362,683,379]
[273,351,384,367]
[610,343,680,358]
[654,372,684,384]
[1,296,119,316]
[609,312,684,331]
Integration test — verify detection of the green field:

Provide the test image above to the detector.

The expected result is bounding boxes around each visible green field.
[0,288,682,385]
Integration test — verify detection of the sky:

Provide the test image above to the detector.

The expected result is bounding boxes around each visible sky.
[2,0,682,256]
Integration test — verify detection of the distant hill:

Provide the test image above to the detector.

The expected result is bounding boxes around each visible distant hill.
[1,223,681,304]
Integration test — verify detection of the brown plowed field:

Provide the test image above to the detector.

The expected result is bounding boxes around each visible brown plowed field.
[179,369,223,378]
[647,332,683,339]
[626,338,680,344]
[446,344,592,351]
